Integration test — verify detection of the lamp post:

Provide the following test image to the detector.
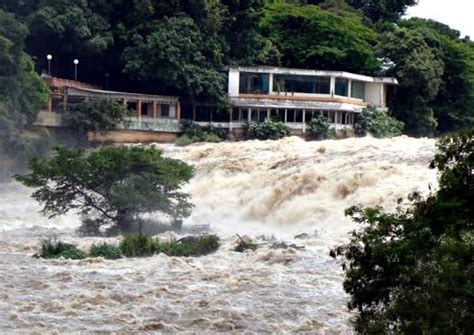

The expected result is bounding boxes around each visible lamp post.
[73,59,79,81]
[46,54,52,75]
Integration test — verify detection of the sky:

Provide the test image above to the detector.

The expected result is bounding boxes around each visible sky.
[406,0,474,38]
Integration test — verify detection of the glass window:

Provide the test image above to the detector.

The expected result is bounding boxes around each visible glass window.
[239,72,270,94]
[161,104,170,117]
[273,75,330,94]
[335,78,349,96]
[351,81,365,99]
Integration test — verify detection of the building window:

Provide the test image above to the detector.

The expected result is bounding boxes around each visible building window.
[335,78,349,96]
[239,72,270,94]
[273,75,330,94]
[351,81,365,100]
[161,104,170,117]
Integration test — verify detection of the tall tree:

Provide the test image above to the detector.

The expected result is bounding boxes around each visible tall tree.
[262,3,380,74]
[378,27,444,136]
[345,0,417,22]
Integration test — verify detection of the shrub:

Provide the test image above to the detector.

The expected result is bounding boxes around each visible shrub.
[308,115,333,140]
[119,233,157,257]
[119,233,220,257]
[39,237,87,260]
[176,122,224,146]
[354,107,404,138]
[89,243,122,259]
[249,119,291,140]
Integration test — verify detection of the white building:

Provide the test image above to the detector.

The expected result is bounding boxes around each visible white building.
[226,66,398,134]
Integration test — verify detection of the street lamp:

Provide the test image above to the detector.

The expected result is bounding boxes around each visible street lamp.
[73,59,79,81]
[46,54,52,75]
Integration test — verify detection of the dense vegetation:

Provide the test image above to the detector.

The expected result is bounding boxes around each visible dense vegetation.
[38,234,220,259]
[332,130,473,333]
[308,115,333,140]
[0,0,473,159]
[62,99,129,136]
[249,118,291,140]
[355,107,404,138]
[16,146,194,234]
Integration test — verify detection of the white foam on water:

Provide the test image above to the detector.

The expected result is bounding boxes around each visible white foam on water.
[0,136,437,333]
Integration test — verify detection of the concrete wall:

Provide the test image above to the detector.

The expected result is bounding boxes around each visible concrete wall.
[88,130,178,143]
[228,69,240,97]
[365,83,385,107]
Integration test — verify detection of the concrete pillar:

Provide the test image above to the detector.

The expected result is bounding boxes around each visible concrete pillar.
[302,109,306,133]
[229,108,233,131]
[348,80,352,98]
[268,73,274,94]
[284,109,288,123]
[176,101,181,120]
[137,99,142,128]
[47,96,52,113]
[123,99,128,107]
[62,93,68,111]
[152,100,157,119]
[330,76,336,96]
[248,108,252,123]
[267,108,271,120]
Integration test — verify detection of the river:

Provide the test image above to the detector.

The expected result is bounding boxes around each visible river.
[0,136,437,333]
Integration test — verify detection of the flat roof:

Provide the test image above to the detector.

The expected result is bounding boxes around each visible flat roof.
[66,87,179,104]
[228,66,398,85]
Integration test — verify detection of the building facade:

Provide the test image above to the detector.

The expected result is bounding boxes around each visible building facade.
[226,66,398,134]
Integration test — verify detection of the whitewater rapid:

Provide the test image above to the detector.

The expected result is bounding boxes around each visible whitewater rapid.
[0,136,437,333]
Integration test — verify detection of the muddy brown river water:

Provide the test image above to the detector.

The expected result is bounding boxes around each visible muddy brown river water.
[0,136,437,333]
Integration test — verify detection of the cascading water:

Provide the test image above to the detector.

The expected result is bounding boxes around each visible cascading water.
[0,136,437,333]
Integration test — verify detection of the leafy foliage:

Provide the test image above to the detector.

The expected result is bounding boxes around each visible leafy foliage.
[262,3,379,74]
[15,146,194,233]
[175,122,225,146]
[333,130,474,333]
[89,243,122,259]
[378,27,444,136]
[249,119,291,140]
[0,9,49,171]
[354,107,404,138]
[308,115,333,140]
[62,99,129,135]
[119,233,220,257]
[39,237,87,260]
[345,0,416,22]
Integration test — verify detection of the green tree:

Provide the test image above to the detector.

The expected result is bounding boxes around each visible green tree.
[122,16,227,104]
[354,107,404,138]
[401,18,474,133]
[15,146,195,234]
[262,3,380,74]
[345,0,417,22]
[0,9,49,174]
[62,99,129,136]
[378,27,445,136]
[333,130,473,333]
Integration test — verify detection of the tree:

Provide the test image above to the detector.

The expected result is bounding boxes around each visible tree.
[0,9,49,174]
[249,118,291,140]
[15,146,195,234]
[401,18,474,133]
[62,99,129,136]
[345,0,417,22]
[378,27,445,136]
[332,130,473,333]
[122,16,227,104]
[262,3,380,74]
[354,107,404,138]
